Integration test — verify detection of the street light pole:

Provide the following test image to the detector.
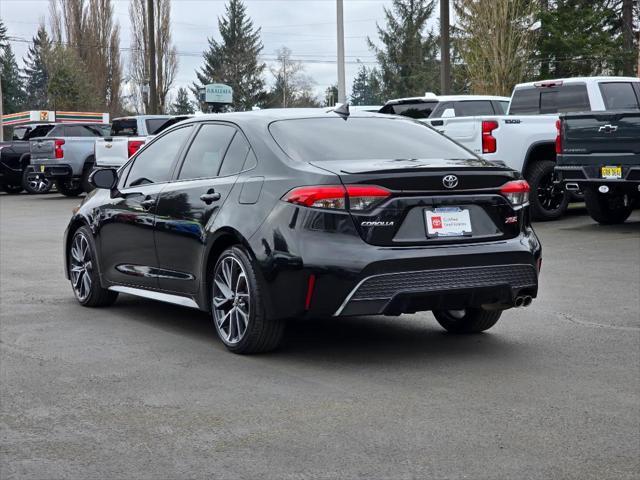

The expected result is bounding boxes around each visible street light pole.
[440,0,451,95]
[336,0,346,104]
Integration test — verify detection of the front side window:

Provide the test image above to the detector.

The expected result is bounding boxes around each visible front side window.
[455,101,495,116]
[178,124,236,180]
[125,126,193,187]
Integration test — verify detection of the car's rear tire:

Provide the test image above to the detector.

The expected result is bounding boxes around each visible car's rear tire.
[211,246,284,354]
[68,226,118,307]
[22,168,53,194]
[57,179,84,197]
[433,308,502,334]
[583,187,634,225]
[1,184,23,194]
[526,160,569,221]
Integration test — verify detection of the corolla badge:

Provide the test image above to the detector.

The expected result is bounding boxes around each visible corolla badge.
[442,174,458,189]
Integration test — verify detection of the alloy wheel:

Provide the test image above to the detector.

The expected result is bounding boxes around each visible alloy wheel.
[536,172,565,211]
[70,232,93,302]
[212,256,251,345]
[26,173,52,193]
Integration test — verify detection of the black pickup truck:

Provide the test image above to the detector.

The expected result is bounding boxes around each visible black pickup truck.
[555,110,639,224]
[0,123,60,194]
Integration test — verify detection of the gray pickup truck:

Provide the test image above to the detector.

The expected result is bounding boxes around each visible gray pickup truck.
[29,123,110,196]
[556,110,640,224]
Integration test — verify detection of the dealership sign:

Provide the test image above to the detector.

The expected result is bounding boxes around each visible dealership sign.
[205,84,233,104]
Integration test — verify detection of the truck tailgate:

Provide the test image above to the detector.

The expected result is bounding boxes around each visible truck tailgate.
[29,138,57,160]
[561,111,640,164]
[95,137,135,167]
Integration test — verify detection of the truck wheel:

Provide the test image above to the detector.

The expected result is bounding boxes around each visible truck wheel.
[22,169,53,194]
[57,179,84,197]
[433,308,502,334]
[583,187,633,225]
[1,184,23,194]
[81,162,95,193]
[525,160,569,221]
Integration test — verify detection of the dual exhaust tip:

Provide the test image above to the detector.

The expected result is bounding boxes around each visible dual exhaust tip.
[514,295,533,308]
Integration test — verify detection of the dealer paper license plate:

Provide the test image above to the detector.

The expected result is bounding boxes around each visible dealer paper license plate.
[425,207,472,237]
[601,166,621,179]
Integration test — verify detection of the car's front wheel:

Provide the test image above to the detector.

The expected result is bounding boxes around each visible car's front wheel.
[57,179,84,197]
[433,308,502,334]
[68,226,118,307]
[211,246,284,354]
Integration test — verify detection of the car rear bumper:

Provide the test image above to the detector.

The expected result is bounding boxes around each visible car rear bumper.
[556,166,640,194]
[251,204,541,319]
[28,163,74,179]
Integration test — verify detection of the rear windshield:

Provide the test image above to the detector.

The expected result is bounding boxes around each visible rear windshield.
[111,119,138,136]
[599,82,640,110]
[379,101,438,119]
[19,124,56,140]
[269,117,476,162]
[509,84,590,115]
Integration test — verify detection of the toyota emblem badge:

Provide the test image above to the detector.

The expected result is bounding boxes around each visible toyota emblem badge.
[442,174,458,189]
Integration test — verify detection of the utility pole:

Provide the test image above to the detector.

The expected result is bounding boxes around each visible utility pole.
[282,55,287,108]
[336,0,346,104]
[147,0,158,114]
[439,0,451,95]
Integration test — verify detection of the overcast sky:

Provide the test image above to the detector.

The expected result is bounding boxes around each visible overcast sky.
[1,0,442,104]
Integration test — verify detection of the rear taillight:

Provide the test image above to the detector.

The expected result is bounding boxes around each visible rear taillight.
[128,139,145,158]
[482,120,498,154]
[500,180,530,207]
[282,185,391,210]
[555,119,562,155]
[54,139,65,159]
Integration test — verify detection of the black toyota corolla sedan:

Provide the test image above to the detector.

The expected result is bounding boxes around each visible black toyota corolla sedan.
[64,109,541,354]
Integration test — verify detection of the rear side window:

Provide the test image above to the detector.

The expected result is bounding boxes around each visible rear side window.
[65,125,107,137]
[219,132,251,177]
[125,126,193,187]
[496,101,510,114]
[111,119,138,136]
[178,124,235,180]
[454,100,495,116]
[599,82,640,110]
[270,117,476,162]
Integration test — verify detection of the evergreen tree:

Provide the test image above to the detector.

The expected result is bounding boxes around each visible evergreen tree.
[21,25,51,109]
[367,0,440,99]
[537,0,636,78]
[350,65,384,105]
[171,87,195,114]
[194,0,266,111]
[324,84,338,107]
[0,20,26,114]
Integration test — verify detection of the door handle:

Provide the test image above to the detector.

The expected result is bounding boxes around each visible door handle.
[200,190,221,204]
[140,197,155,210]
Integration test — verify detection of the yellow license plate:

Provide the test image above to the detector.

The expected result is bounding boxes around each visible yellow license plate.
[39,165,45,173]
[601,166,621,179]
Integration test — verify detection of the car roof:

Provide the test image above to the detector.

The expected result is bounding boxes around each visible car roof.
[514,76,640,89]
[177,108,386,126]
[436,95,511,102]
[112,115,185,121]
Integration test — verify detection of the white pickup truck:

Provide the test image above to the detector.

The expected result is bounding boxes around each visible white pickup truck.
[94,115,191,169]
[424,76,640,220]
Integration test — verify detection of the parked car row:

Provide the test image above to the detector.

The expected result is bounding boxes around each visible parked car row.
[0,114,189,197]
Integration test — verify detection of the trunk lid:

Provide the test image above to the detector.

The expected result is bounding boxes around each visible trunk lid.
[310,158,522,247]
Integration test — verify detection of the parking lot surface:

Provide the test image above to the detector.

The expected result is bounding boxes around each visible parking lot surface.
[1,192,639,480]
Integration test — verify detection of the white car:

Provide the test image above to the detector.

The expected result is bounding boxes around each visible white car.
[423,77,640,220]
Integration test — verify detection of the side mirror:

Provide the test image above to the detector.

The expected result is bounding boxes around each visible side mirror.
[441,108,456,118]
[89,168,118,190]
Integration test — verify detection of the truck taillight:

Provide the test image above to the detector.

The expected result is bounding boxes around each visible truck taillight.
[481,120,498,154]
[128,140,144,158]
[54,139,65,159]
[555,119,562,155]
[282,185,390,210]
[500,180,530,207]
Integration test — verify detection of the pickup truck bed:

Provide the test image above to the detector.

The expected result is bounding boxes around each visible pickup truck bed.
[556,110,640,224]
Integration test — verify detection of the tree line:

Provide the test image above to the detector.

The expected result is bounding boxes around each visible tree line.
[1,0,638,117]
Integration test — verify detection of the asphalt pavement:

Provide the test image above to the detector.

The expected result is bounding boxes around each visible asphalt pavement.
[1,192,639,480]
